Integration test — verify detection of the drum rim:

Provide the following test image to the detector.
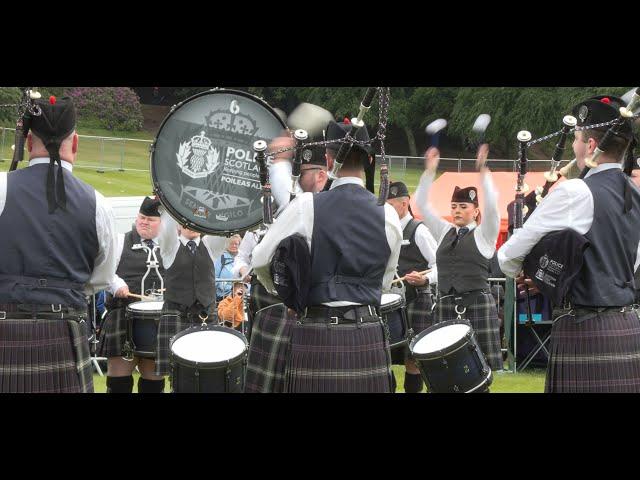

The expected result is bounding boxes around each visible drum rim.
[409,319,473,359]
[127,301,164,315]
[380,294,406,313]
[169,323,248,368]
[150,88,287,236]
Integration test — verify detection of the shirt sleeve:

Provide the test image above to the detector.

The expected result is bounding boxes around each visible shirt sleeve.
[414,223,438,285]
[251,193,314,294]
[382,203,403,293]
[85,191,119,294]
[158,210,181,269]
[233,232,256,277]
[497,179,594,278]
[270,161,299,214]
[474,170,501,259]
[108,233,127,295]
[414,170,454,245]
[203,235,228,264]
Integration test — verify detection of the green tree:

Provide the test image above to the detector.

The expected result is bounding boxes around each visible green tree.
[0,87,21,124]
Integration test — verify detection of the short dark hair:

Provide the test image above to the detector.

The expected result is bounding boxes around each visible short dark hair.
[580,128,630,161]
[327,148,368,171]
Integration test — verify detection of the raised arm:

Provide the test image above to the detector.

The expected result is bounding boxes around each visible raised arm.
[414,147,453,244]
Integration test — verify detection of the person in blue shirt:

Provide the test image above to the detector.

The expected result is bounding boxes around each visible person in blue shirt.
[214,234,241,302]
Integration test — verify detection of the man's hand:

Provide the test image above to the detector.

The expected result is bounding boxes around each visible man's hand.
[268,132,295,163]
[115,286,130,299]
[515,273,540,297]
[405,271,428,287]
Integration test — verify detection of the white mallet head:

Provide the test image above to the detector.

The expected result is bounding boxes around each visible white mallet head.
[472,114,492,134]
[288,103,334,138]
[425,118,447,135]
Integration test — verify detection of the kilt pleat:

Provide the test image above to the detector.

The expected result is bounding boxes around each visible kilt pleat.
[408,293,435,336]
[97,307,128,358]
[155,306,199,377]
[0,318,93,393]
[284,319,392,393]
[545,310,640,393]
[434,292,503,371]
[249,282,281,316]
[245,303,294,393]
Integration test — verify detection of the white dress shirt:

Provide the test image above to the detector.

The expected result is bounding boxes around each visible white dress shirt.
[232,230,259,278]
[230,160,304,279]
[498,163,640,278]
[0,158,118,295]
[399,213,438,285]
[108,232,161,295]
[251,176,403,306]
[158,210,227,269]
[414,169,501,260]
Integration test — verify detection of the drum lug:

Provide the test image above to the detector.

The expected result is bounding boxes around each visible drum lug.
[441,358,448,368]
[149,142,155,153]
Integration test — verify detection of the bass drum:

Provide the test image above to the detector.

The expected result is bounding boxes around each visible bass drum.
[151,89,287,235]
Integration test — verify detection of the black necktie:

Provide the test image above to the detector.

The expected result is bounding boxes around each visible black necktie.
[187,240,197,256]
[144,239,155,249]
[452,227,469,247]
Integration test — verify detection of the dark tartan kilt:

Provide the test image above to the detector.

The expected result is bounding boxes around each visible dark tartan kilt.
[0,318,93,393]
[545,309,640,393]
[245,303,294,393]
[434,292,503,371]
[249,282,281,318]
[284,317,393,393]
[97,306,128,358]
[154,306,204,377]
[391,292,434,365]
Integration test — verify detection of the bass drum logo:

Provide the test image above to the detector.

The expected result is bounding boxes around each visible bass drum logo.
[176,131,221,179]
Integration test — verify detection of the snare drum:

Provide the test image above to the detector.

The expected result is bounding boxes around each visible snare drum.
[126,301,164,358]
[379,293,410,349]
[151,89,287,236]
[409,320,492,393]
[169,324,248,393]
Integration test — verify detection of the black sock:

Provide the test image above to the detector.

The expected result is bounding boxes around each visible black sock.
[138,377,165,394]
[404,372,424,393]
[106,375,134,393]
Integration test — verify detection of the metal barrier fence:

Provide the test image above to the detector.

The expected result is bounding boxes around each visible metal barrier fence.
[1,127,560,175]
[0,127,153,173]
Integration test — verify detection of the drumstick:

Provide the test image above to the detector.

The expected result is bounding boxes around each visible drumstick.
[392,269,432,284]
[127,292,156,301]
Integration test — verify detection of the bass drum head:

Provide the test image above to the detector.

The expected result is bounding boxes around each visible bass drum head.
[151,89,286,235]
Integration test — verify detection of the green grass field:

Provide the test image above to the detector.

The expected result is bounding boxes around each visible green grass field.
[90,366,546,393]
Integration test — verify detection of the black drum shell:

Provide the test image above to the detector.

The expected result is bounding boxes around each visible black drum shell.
[409,320,492,393]
[169,324,248,393]
[126,305,162,358]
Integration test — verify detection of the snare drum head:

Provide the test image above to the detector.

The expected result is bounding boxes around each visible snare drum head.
[151,89,286,235]
[412,323,471,355]
[380,293,403,311]
[128,301,164,313]
[171,328,247,363]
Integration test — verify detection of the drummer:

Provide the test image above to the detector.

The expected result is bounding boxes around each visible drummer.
[386,181,438,393]
[99,197,165,394]
[154,210,227,390]
[414,143,504,378]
